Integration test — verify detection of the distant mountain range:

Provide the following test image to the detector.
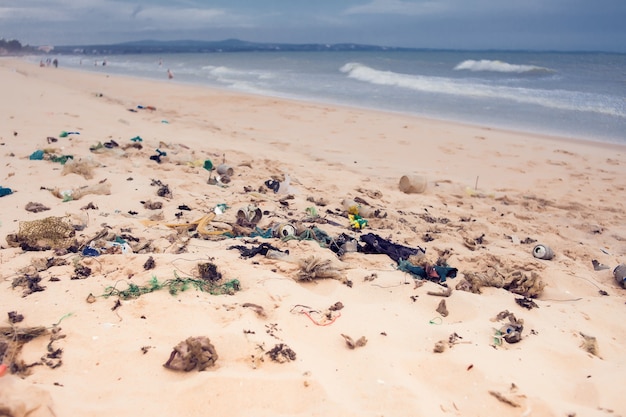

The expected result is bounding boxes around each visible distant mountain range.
[52,38,412,54]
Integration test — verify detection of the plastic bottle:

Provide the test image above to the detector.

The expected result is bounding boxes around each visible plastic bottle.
[341,198,375,218]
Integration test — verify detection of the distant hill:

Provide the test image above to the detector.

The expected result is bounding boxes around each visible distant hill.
[52,39,410,54]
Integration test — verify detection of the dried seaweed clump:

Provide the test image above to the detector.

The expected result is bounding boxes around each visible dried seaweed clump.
[163,336,218,371]
[341,334,368,349]
[579,332,601,358]
[297,256,345,282]
[24,202,50,213]
[198,262,222,281]
[143,256,156,270]
[0,325,48,376]
[6,216,77,251]
[266,343,297,363]
[0,320,65,376]
[61,159,98,179]
[12,274,46,297]
[456,270,545,298]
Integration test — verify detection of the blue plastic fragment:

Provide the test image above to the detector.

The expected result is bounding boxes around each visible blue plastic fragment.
[29,150,44,160]
[0,186,13,197]
[82,246,100,257]
[250,227,273,239]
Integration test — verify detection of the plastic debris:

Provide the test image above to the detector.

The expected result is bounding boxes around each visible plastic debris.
[397,259,458,283]
[532,244,554,260]
[236,205,263,227]
[6,216,77,251]
[214,203,228,215]
[0,186,13,197]
[150,149,167,163]
[348,212,368,229]
[50,182,111,201]
[274,223,297,239]
[29,150,44,160]
[614,264,626,288]
[359,233,426,263]
[82,246,101,257]
[50,154,74,164]
[492,311,524,345]
[265,174,298,194]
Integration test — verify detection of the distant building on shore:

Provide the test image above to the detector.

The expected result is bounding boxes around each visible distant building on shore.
[37,45,55,53]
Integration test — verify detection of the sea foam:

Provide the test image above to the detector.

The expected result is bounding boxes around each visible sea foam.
[453,59,551,73]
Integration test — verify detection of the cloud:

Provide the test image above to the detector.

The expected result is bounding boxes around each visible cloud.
[1,0,624,50]
[0,0,125,23]
[132,6,226,26]
[344,0,446,16]
[130,4,143,18]
[0,5,69,22]
[0,1,229,26]
[342,0,575,19]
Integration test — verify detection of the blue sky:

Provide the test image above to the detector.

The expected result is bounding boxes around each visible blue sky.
[1,0,625,51]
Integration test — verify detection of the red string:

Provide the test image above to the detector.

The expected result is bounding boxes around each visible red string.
[301,311,341,326]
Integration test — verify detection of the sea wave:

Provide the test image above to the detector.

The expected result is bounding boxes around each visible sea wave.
[202,65,274,80]
[340,62,625,118]
[453,59,552,73]
[198,65,277,94]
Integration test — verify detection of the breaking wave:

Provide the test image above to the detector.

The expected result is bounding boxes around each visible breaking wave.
[201,65,274,80]
[339,62,625,118]
[453,59,552,73]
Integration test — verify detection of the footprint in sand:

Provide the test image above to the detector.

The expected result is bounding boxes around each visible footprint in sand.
[269,140,291,150]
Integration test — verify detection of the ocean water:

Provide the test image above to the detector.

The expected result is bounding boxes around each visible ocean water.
[41,50,626,144]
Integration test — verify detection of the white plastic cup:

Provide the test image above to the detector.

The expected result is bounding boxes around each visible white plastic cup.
[399,175,427,194]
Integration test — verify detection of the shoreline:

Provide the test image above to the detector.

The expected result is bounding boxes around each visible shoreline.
[1,56,625,417]
[12,54,626,148]
[7,56,626,152]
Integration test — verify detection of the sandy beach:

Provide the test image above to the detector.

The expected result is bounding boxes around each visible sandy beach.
[1,57,625,417]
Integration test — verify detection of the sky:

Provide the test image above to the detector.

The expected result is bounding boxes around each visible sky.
[1,0,625,52]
